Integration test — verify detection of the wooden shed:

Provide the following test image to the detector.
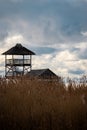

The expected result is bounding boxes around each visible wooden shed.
[27,68,60,80]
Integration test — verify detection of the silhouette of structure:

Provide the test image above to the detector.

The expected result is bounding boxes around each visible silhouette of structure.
[2,43,35,77]
[27,68,60,80]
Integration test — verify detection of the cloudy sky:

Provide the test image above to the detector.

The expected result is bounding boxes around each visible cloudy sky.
[0,0,87,78]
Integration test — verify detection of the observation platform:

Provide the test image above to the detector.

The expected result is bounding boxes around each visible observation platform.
[6,59,31,66]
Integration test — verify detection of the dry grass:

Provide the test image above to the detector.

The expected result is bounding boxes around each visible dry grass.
[0,76,87,130]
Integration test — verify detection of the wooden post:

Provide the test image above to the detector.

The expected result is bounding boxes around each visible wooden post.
[23,55,24,75]
[30,55,32,71]
[12,55,14,76]
[5,55,7,77]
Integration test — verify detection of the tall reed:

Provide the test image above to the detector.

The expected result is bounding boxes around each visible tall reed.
[0,76,87,130]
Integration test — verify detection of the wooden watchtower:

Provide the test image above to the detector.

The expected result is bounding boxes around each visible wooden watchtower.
[2,43,35,77]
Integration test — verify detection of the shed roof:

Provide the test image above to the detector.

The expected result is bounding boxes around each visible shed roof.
[27,68,58,78]
[2,43,35,55]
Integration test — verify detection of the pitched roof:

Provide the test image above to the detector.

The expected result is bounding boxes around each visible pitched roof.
[27,68,58,77]
[2,43,35,55]
[28,69,47,77]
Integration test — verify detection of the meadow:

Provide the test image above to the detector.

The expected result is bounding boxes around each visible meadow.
[0,76,87,130]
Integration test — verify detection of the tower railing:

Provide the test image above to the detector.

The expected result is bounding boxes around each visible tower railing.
[6,59,31,66]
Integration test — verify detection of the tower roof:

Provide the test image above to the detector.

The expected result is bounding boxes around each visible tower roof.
[2,43,35,55]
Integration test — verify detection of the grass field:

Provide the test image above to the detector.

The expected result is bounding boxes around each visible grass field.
[0,76,87,130]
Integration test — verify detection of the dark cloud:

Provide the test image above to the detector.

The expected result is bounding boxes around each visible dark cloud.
[0,15,11,43]
[31,47,57,55]
[0,0,87,44]
[68,46,87,60]
[0,32,8,42]
[69,69,85,75]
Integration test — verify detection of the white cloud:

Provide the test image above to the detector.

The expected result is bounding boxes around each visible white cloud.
[54,50,77,61]
[4,34,24,47]
[32,50,79,77]
[81,31,87,37]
